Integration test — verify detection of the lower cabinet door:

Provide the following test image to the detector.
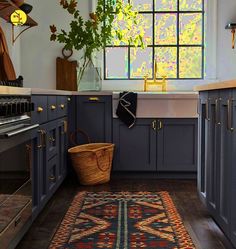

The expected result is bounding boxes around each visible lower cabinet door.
[215,91,232,235]
[206,92,219,217]
[113,119,157,171]
[157,119,197,172]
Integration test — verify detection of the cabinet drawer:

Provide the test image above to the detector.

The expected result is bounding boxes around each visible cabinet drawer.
[47,96,57,121]
[31,96,47,124]
[57,96,68,117]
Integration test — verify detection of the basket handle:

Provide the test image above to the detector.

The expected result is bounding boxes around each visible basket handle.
[70,128,91,146]
[93,149,111,172]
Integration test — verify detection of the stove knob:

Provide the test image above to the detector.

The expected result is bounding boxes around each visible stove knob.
[26,102,31,112]
[0,104,8,116]
[31,102,35,112]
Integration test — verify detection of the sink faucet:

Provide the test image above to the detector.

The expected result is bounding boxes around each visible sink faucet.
[144,60,167,92]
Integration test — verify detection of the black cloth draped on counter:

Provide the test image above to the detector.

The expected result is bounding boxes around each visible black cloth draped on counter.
[116,91,137,128]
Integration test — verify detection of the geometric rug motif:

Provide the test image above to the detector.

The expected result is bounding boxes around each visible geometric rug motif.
[49,191,195,249]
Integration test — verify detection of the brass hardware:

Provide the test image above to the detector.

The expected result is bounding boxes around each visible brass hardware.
[206,98,210,121]
[151,120,157,131]
[37,107,43,113]
[215,98,221,125]
[227,98,234,132]
[37,129,44,148]
[157,120,163,130]
[49,136,55,143]
[67,97,71,102]
[144,60,167,92]
[64,120,68,133]
[89,97,99,101]
[49,175,56,181]
[51,105,56,110]
[60,104,65,109]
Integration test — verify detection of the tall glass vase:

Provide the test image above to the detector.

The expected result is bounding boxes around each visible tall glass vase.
[77,55,102,91]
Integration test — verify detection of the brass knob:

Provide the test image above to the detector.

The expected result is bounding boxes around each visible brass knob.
[37,107,43,113]
[67,97,71,102]
[89,97,99,101]
[49,175,56,181]
[60,104,65,109]
[51,105,56,110]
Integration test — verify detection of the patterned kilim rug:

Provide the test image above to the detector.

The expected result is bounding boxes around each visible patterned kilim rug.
[49,191,195,249]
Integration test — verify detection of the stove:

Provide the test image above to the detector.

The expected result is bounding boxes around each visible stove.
[0,87,39,248]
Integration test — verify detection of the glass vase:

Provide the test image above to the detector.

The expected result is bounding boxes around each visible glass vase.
[77,56,102,91]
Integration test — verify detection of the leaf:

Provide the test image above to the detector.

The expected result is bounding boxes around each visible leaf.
[50,25,57,33]
[50,34,57,41]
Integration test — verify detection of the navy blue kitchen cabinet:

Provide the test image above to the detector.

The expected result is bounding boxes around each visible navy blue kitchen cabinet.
[157,118,197,172]
[113,119,157,171]
[198,88,236,248]
[113,118,197,173]
[76,95,112,144]
[31,95,69,220]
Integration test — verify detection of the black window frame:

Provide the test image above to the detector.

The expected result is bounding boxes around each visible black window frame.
[104,0,205,80]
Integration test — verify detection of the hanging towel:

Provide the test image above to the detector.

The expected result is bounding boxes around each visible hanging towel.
[116,91,137,128]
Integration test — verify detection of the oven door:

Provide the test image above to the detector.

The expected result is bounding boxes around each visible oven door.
[0,124,39,248]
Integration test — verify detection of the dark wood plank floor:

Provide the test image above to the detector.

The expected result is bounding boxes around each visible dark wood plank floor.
[17,176,234,249]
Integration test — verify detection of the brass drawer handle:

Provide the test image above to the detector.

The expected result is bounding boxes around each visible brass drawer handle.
[60,104,65,109]
[227,98,234,132]
[37,107,43,113]
[49,175,56,181]
[206,98,210,121]
[158,120,163,130]
[89,97,99,101]
[51,105,56,110]
[215,98,221,125]
[151,120,156,131]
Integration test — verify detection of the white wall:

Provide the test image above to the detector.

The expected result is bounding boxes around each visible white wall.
[14,0,236,90]
[217,0,236,81]
[21,0,89,89]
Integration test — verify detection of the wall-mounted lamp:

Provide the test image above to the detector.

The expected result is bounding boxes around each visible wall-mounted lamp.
[225,23,236,49]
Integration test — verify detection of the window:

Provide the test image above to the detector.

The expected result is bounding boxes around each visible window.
[105,0,205,80]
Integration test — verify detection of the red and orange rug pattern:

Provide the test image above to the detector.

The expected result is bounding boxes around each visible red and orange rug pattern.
[49,191,195,249]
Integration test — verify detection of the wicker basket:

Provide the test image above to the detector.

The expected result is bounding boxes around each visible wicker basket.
[68,143,115,185]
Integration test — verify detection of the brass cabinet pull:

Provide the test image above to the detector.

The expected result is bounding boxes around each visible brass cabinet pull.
[206,98,210,121]
[64,120,68,133]
[215,98,221,125]
[49,136,55,143]
[89,97,99,101]
[151,120,157,131]
[157,120,163,130]
[67,97,71,102]
[60,104,65,109]
[227,98,234,132]
[49,175,56,181]
[37,107,43,113]
[37,129,43,148]
[51,105,56,110]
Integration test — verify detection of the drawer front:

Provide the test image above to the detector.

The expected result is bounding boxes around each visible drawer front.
[47,96,57,121]
[57,96,68,118]
[31,96,47,124]
[47,156,58,194]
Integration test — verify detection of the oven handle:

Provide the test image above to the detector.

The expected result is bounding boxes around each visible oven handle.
[4,124,39,138]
